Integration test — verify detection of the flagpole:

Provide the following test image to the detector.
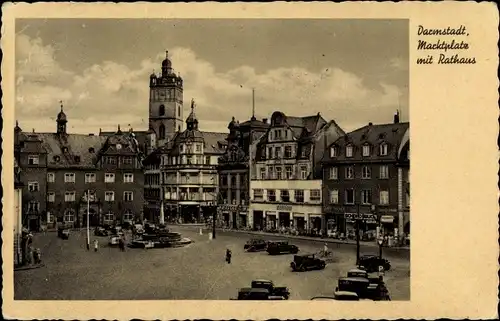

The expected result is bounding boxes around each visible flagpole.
[86,189,90,250]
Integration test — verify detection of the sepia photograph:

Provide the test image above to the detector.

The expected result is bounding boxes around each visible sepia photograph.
[13,18,410,301]
[2,2,498,320]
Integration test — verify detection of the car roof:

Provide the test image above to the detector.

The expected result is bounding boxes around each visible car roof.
[241,288,269,293]
[348,268,367,273]
[339,277,370,283]
[253,279,272,283]
[335,291,359,297]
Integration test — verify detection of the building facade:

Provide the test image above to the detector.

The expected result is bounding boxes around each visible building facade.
[249,111,345,232]
[144,100,227,223]
[217,115,269,228]
[14,158,24,265]
[321,112,409,242]
[14,105,146,230]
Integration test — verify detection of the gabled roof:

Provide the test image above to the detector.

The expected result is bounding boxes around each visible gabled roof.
[329,122,409,162]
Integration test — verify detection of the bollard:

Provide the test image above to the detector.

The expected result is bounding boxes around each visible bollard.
[208,232,213,240]
[199,228,203,235]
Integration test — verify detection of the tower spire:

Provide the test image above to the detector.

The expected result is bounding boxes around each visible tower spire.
[60,100,64,112]
[251,88,256,121]
[166,50,169,58]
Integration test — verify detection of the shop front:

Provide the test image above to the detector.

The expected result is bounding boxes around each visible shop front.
[218,205,248,229]
[250,203,324,232]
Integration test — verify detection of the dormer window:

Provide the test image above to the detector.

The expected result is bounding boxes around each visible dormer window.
[362,144,370,157]
[88,147,95,153]
[330,146,338,158]
[74,156,81,163]
[62,147,69,153]
[346,145,353,158]
[53,155,60,163]
[379,143,388,156]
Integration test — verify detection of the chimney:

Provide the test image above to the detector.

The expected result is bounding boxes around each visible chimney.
[262,118,268,124]
[394,110,400,124]
[368,122,373,126]
[88,133,94,136]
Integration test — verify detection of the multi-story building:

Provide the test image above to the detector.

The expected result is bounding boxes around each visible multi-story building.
[217,114,269,228]
[397,126,410,237]
[14,158,23,265]
[144,100,227,223]
[14,105,146,230]
[249,111,345,232]
[321,112,409,241]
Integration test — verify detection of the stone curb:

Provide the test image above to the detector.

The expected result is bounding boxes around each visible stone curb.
[14,263,45,271]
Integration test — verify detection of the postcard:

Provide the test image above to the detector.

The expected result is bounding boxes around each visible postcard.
[2,2,498,320]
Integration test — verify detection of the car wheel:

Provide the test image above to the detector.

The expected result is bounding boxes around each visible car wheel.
[385,263,391,271]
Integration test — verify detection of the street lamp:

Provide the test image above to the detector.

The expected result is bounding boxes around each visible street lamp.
[355,203,361,266]
[373,204,383,259]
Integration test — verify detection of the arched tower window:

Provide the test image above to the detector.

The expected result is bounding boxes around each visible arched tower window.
[159,105,165,116]
[159,124,166,140]
[178,106,181,116]
[178,125,181,132]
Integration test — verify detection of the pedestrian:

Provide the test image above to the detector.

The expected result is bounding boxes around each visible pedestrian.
[93,239,99,252]
[323,242,329,256]
[118,237,124,252]
[225,248,232,264]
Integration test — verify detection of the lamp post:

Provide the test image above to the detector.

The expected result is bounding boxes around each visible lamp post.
[355,203,361,266]
[373,204,383,259]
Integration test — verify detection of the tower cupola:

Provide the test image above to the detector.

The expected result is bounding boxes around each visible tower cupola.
[162,50,173,76]
[186,98,199,131]
[56,101,68,135]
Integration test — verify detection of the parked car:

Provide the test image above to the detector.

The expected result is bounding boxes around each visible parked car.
[266,241,299,255]
[235,288,285,300]
[250,279,290,299]
[358,255,391,273]
[336,276,390,301]
[347,268,368,279]
[333,291,361,301]
[244,238,268,252]
[290,254,326,272]
[94,226,109,237]
[108,235,121,246]
[57,227,70,240]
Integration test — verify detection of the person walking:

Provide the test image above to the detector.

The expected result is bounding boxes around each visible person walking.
[225,249,232,264]
[93,239,99,252]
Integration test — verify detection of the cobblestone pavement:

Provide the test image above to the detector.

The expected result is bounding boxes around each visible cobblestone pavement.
[14,227,410,300]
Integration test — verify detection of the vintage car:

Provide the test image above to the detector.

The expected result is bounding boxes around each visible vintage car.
[94,226,109,237]
[266,241,299,255]
[235,288,285,300]
[251,279,290,300]
[359,255,391,273]
[310,296,336,300]
[290,254,326,271]
[333,291,361,301]
[244,238,268,252]
[57,227,70,239]
[133,224,145,235]
[336,276,390,301]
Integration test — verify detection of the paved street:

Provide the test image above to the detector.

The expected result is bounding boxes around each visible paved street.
[14,226,410,300]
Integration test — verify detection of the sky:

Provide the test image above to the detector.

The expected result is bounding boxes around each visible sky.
[15,19,409,134]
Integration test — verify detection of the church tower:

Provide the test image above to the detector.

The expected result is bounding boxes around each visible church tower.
[149,50,184,147]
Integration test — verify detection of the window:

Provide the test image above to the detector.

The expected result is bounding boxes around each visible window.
[300,166,308,180]
[187,156,193,165]
[231,176,237,187]
[28,155,39,165]
[195,144,201,153]
[285,166,293,179]
[280,190,290,202]
[268,189,276,202]
[47,173,55,183]
[276,167,282,180]
[124,211,134,222]
[345,166,354,179]
[329,167,338,180]
[362,166,371,179]
[28,182,39,192]
[47,212,55,223]
[159,124,166,140]
[221,175,228,186]
[65,191,76,202]
[284,146,292,158]
[180,145,185,153]
[28,201,40,212]
[284,130,288,139]
[330,146,338,158]
[64,210,75,223]
[295,190,304,202]
[205,156,210,164]
[84,190,97,202]
[124,173,134,183]
[380,165,389,179]
[274,147,281,158]
[122,157,133,165]
[268,167,275,179]
[105,191,115,202]
[275,129,282,139]
[104,212,114,222]
[124,191,134,202]
[47,192,55,203]
[329,190,339,204]
[159,104,165,116]
[310,189,321,201]
[345,189,355,204]
[260,168,266,180]
[106,157,116,165]
[64,173,75,183]
[301,148,307,158]
[379,143,388,156]
[362,145,370,157]
[267,147,273,159]
[254,189,264,201]
[361,190,372,204]
[105,173,115,183]
[346,145,353,157]
[85,173,96,183]
[379,190,389,205]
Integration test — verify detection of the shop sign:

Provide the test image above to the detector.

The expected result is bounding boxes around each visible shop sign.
[345,213,376,221]
[239,212,247,216]
[324,206,345,214]
[380,215,394,224]
[277,205,293,211]
[220,205,238,211]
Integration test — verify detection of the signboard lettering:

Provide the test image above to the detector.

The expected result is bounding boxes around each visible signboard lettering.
[277,205,293,211]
